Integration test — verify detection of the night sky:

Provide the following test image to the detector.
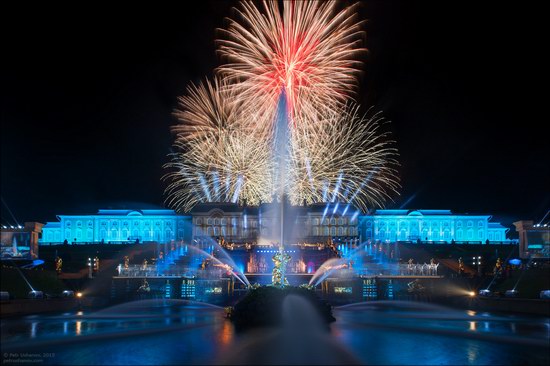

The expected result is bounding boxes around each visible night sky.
[1,1,548,229]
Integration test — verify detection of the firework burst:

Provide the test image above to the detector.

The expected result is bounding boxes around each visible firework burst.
[288,106,400,211]
[164,128,273,212]
[164,1,400,213]
[217,0,365,132]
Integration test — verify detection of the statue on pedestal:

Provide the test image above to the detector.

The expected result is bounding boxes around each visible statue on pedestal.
[272,246,291,287]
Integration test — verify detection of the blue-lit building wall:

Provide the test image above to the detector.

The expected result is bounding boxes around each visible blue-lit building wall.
[360,210,509,243]
[40,209,191,244]
[39,206,510,245]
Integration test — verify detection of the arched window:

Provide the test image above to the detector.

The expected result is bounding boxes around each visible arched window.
[478,229,484,239]
[330,227,336,236]
[221,218,226,225]
[196,218,202,225]
[206,227,213,236]
[456,229,463,240]
[323,227,329,236]
[338,218,344,225]
[467,229,474,240]
[313,218,319,226]
[207,218,212,225]
[478,220,484,227]
[338,227,343,236]
[422,229,428,239]
[313,227,319,236]
[214,227,219,236]
[214,218,219,226]
[76,229,82,239]
[467,221,473,228]
[330,218,336,225]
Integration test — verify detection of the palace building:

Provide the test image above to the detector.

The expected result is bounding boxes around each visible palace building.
[39,204,511,245]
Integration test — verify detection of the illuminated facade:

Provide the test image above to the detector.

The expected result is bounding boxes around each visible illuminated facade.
[40,209,190,244]
[361,210,510,243]
[39,206,510,245]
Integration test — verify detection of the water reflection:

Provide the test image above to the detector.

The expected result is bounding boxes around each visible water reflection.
[1,300,549,365]
[30,321,37,338]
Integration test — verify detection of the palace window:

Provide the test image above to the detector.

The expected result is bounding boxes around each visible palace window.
[366,228,372,239]
[478,220,484,227]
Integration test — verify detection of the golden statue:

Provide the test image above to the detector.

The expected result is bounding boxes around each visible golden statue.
[272,247,291,287]
[55,256,63,274]
[123,256,129,269]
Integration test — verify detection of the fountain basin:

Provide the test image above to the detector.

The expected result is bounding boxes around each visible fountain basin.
[230,286,335,332]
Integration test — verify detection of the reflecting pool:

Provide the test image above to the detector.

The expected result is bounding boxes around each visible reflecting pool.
[1,299,548,365]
